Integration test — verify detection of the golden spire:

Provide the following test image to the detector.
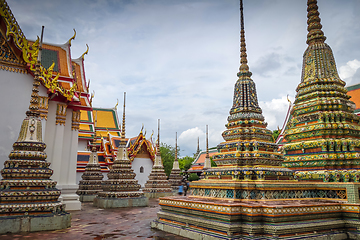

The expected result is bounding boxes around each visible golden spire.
[121,92,126,142]
[205,125,209,159]
[306,0,326,45]
[197,137,200,154]
[27,26,44,117]
[175,132,178,162]
[237,0,252,78]
[157,119,160,156]
[203,125,211,169]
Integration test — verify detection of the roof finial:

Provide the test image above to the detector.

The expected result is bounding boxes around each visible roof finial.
[157,119,160,156]
[306,0,326,45]
[237,0,252,78]
[114,98,118,111]
[121,92,126,142]
[27,26,44,117]
[81,44,89,59]
[175,132,178,162]
[68,29,76,46]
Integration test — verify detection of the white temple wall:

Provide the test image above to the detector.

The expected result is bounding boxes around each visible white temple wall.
[0,70,47,167]
[78,139,88,151]
[132,157,153,188]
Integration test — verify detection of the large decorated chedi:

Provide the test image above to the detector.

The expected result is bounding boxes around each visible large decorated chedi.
[143,119,172,198]
[152,1,360,239]
[204,48,292,180]
[283,0,360,182]
[0,62,70,233]
[94,93,148,208]
[76,137,103,202]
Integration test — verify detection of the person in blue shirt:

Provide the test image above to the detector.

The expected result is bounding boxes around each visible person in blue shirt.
[178,184,184,195]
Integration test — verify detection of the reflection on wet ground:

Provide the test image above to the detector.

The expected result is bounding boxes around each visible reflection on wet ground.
[0,199,188,240]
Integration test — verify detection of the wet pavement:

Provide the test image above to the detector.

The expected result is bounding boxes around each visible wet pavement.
[0,199,189,240]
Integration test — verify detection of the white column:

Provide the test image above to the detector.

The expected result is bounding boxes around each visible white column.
[50,103,67,186]
[57,108,81,211]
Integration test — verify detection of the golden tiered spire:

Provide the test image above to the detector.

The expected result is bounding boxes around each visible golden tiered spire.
[27,26,44,117]
[306,0,326,45]
[121,92,126,143]
[157,119,160,156]
[205,125,209,159]
[175,132,178,162]
[237,0,251,78]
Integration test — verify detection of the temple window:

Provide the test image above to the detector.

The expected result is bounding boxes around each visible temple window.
[140,166,144,173]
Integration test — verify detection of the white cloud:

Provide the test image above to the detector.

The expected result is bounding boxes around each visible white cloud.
[339,59,360,85]
[178,127,204,156]
[259,95,294,130]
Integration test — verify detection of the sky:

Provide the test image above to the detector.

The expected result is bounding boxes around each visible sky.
[6,0,360,157]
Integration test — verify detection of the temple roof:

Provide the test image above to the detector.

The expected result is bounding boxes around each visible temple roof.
[346,82,360,115]
[0,0,91,108]
[188,148,217,173]
[77,106,155,172]
[78,107,121,140]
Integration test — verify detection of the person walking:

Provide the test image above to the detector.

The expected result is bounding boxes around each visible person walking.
[178,184,183,195]
[183,181,189,196]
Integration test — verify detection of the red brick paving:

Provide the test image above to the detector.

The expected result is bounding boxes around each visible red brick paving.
[0,199,188,240]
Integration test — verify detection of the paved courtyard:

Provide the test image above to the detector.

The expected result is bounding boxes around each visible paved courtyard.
[0,199,188,240]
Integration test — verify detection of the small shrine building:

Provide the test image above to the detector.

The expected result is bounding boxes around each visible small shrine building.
[76,107,155,187]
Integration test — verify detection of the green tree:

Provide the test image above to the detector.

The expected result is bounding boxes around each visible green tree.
[272,129,281,142]
[188,173,199,181]
[210,156,217,167]
[178,156,194,171]
[159,143,178,176]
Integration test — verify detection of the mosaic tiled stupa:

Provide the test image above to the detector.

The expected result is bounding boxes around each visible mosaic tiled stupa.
[152,1,360,239]
[0,60,70,233]
[94,93,148,208]
[143,120,172,198]
[168,133,182,191]
[76,137,103,202]
[282,0,360,183]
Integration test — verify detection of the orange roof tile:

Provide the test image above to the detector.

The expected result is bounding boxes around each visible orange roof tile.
[348,88,360,109]
[194,151,217,164]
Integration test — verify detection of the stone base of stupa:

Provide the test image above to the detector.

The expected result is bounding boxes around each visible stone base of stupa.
[152,195,360,240]
[79,194,97,202]
[0,212,71,234]
[93,196,148,208]
[152,179,360,239]
[143,191,173,199]
[151,220,351,240]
